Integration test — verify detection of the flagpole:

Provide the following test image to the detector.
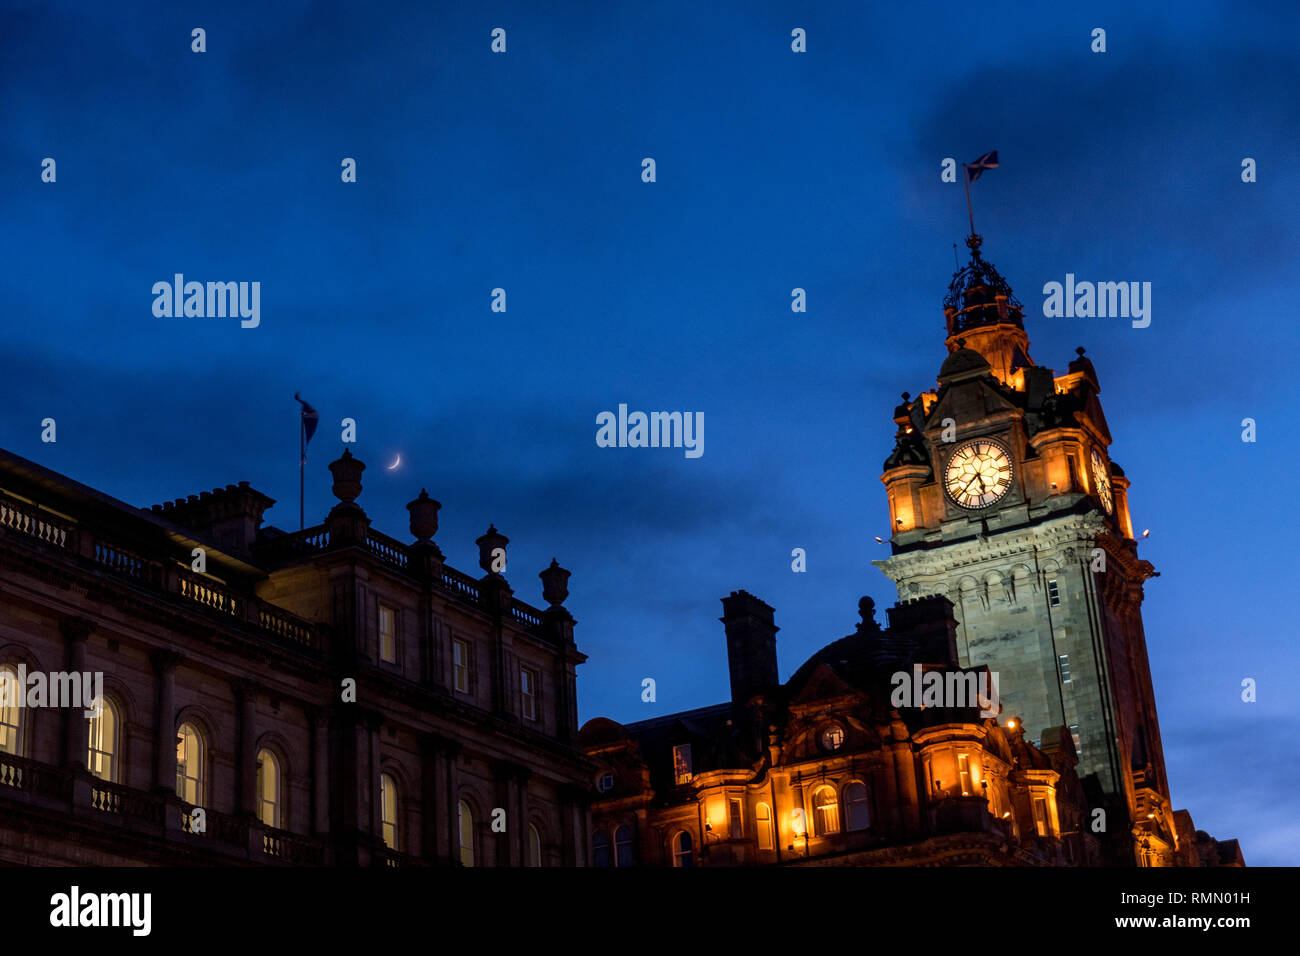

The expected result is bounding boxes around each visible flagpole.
[299,412,305,531]
[963,164,976,236]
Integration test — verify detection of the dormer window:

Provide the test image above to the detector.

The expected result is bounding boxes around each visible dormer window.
[672,744,692,785]
[820,724,845,752]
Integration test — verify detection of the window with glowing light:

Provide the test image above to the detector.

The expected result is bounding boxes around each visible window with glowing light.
[615,825,635,866]
[529,823,542,866]
[458,799,475,866]
[380,772,399,850]
[958,754,973,796]
[593,829,611,867]
[756,802,774,849]
[87,697,119,782]
[452,638,471,693]
[175,722,205,805]
[257,749,281,829]
[672,830,693,867]
[520,666,538,721]
[1033,797,1050,837]
[812,786,840,836]
[0,664,24,758]
[845,782,871,831]
[820,723,845,751]
[378,604,396,663]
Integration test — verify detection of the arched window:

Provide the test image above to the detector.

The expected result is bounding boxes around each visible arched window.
[592,829,611,867]
[458,800,475,866]
[1,664,25,757]
[813,785,840,836]
[528,823,542,867]
[175,723,205,804]
[87,697,119,782]
[756,802,774,850]
[672,830,694,868]
[379,772,398,850]
[845,782,871,831]
[257,750,281,829]
[615,825,635,867]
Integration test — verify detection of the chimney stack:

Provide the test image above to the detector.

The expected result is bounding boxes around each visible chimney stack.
[719,590,779,711]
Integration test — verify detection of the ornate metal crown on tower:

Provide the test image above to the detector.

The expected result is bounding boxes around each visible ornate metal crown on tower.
[943,234,1025,337]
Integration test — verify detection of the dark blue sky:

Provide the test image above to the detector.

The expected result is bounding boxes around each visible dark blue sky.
[4,0,1296,864]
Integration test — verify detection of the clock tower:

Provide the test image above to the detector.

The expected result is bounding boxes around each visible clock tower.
[874,233,1175,865]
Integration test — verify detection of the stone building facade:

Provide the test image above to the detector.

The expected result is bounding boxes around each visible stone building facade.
[0,445,593,866]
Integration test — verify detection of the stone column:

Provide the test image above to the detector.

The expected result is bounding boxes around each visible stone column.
[309,706,330,836]
[233,679,258,817]
[60,618,92,771]
[151,651,182,792]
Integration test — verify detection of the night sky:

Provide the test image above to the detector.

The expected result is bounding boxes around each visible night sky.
[4,1,1296,864]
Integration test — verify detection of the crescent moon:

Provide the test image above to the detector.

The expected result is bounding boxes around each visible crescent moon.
[387,454,401,470]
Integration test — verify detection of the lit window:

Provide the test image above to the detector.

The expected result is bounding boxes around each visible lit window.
[596,771,615,793]
[672,744,692,785]
[958,754,972,796]
[257,750,281,829]
[821,724,845,751]
[1048,579,1061,607]
[593,829,611,867]
[87,698,119,782]
[1033,797,1050,837]
[380,772,399,850]
[615,825,635,867]
[813,785,840,836]
[1059,654,1071,683]
[529,823,542,867]
[0,664,23,757]
[175,723,205,805]
[756,802,774,850]
[378,604,396,663]
[520,667,537,721]
[845,782,871,831]
[452,639,470,693]
[458,799,474,866]
[672,830,693,868]
[1070,723,1082,756]
[728,798,743,839]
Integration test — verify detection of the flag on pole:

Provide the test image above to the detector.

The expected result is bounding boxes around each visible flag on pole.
[294,393,318,463]
[964,150,999,184]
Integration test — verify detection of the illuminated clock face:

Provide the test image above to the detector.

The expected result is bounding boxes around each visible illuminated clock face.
[1090,448,1114,514]
[944,438,1013,509]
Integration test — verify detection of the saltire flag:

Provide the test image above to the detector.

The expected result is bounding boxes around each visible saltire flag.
[965,150,999,184]
[294,392,319,463]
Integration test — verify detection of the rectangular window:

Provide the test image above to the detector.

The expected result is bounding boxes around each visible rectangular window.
[1047,579,1061,607]
[378,604,396,663]
[1058,653,1071,683]
[520,667,537,721]
[452,638,470,694]
[1070,723,1082,756]
[1033,797,1049,837]
[672,744,692,785]
[728,798,743,839]
[958,754,972,796]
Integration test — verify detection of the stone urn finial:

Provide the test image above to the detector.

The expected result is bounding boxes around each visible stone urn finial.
[407,488,441,542]
[540,558,570,608]
[329,449,365,503]
[476,524,509,574]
